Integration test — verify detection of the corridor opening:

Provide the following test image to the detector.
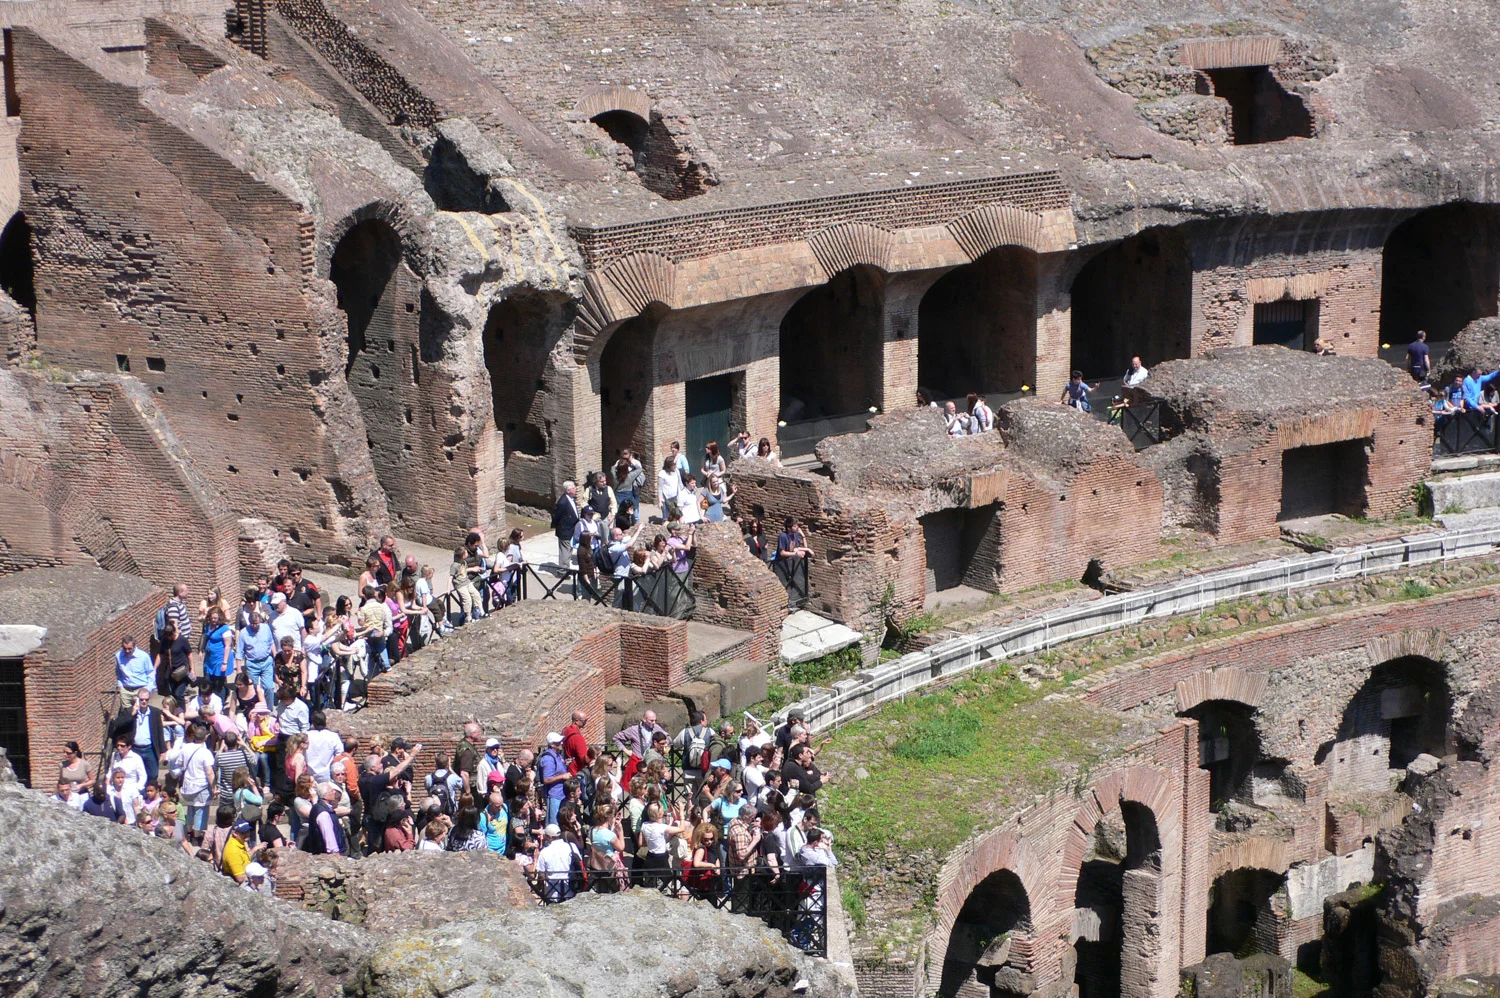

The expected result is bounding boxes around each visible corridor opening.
[779,265,884,421]
[937,869,1033,998]
[1183,699,1261,809]
[330,219,402,376]
[1279,439,1368,520]
[1070,228,1192,380]
[600,311,660,479]
[1207,868,1287,957]
[1203,66,1314,144]
[1381,202,1500,346]
[920,505,1000,593]
[918,246,1037,400]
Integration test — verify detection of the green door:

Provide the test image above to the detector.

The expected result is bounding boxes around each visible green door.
[685,375,733,476]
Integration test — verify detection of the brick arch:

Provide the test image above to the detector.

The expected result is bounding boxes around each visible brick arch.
[1060,764,1177,907]
[805,221,895,278]
[1365,628,1447,667]
[1174,667,1268,714]
[935,826,1050,945]
[318,200,412,278]
[945,203,1047,260]
[573,86,652,122]
[575,268,675,364]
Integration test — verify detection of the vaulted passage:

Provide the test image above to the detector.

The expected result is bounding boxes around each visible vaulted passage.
[1279,439,1368,521]
[938,869,1033,998]
[1207,868,1287,957]
[330,219,403,375]
[0,212,36,319]
[1203,66,1314,144]
[1070,228,1192,380]
[779,265,885,421]
[1381,202,1500,346]
[1184,699,1261,810]
[483,289,570,504]
[918,246,1037,400]
[1073,802,1163,998]
[1318,656,1452,792]
[600,311,659,475]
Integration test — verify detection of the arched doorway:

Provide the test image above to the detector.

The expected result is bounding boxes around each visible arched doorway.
[1381,202,1500,349]
[918,246,1037,400]
[938,868,1033,998]
[600,309,661,481]
[1317,656,1452,792]
[1207,867,1287,957]
[330,219,403,375]
[1181,700,1261,810]
[1073,801,1163,998]
[590,110,649,171]
[482,289,571,505]
[0,212,35,319]
[778,265,885,421]
[1070,228,1192,380]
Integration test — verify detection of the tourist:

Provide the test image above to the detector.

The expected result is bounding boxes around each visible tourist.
[155,620,194,702]
[287,564,322,627]
[776,518,812,562]
[1462,366,1500,413]
[59,740,95,795]
[213,730,255,809]
[200,606,235,701]
[538,732,569,825]
[669,440,691,480]
[585,471,618,526]
[702,441,726,480]
[612,450,645,521]
[589,804,627,890]
[552,480,582,571]
[743,518,771,561]
[675,710,715,784]
[221,820,254,883]
[113,688,166,786]
[657,456,684,520]
[302,784,348,855]
[496,528,525,606]
[684,823,722,894]
[944,400,968,436]
[116,635,155,707]
[755,437,781,468]
[479,791,509,854]
[1060,370,1098,412]
[106,765,145,825]
[177,721,217,841]
[82,781,123,823]
[275,681,309,735]
[782,744,830,798]
[536,822,578,901]
[968,392,995,432]
[1313,338,1337,356]
[370,536,399,586]
[1123,355,1149,388]
[704,473,734,522]
[269,592,306,653]
[1407,330,1431,383]
[236,609,277,708]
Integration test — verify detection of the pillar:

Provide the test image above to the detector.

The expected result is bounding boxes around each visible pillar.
[880,270,944,411]
[738,355,780,449]
[1035,252,1073,399]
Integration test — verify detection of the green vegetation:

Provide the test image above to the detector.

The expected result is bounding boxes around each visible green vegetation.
[1399,579,1434,600]
[1412,481,1434,518]
[788,645,864,685]
[842,884,868,931]
[1442,501,1466,515]
[821,666,1125,889]
[1292,969,1330,998]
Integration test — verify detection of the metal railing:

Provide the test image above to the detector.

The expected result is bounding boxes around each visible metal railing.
[1117,398,1163,449]
[772,555,810,610]
[531,862,829,956]
[434,554,698,621]
[771,523,1500,736]
[1434,409,1500,456]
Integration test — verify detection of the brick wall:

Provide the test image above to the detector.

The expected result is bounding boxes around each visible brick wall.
[1193,252,1382,358]
[690,521,787,664]
[21,587,166,787]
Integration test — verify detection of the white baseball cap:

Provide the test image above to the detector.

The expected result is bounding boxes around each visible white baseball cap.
[546,732,563,744]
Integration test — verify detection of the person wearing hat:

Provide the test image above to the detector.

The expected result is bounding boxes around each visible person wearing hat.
[222,819,255,883]
[538,732,569,826]
[242,860,272,894]
[478,737,505,790]
[536,822,578,901]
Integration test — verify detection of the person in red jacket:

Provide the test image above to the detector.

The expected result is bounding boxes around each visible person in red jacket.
[560,710,591,775]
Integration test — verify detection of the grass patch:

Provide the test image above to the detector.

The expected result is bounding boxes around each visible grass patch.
[891,710,983,761]
[842,885,868,931]
[1292,969,1330,998]
[1442,501,1466,515]
[1399,579,1434,600]
[788,645,863,685]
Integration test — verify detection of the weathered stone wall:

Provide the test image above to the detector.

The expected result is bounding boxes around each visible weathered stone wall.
[690,521,787,664]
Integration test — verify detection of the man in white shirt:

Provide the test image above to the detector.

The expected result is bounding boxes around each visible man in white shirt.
[1123,356,1149,388]
[108,766,145,825]
[109,735,149,800]
[304,709,344,782]
[536,823,579,901]
[270,592,306,651]
[53,781,88,811]
[276,687,310,735]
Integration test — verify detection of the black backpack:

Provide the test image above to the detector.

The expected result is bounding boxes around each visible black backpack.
[428,769,458,816]
[368,787,405,826]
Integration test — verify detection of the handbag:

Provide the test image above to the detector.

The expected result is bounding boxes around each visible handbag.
[170,663,191,683]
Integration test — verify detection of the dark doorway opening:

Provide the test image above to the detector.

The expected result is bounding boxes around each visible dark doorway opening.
[0,657,27,787]
[918,247,1037,399]
[1070,228,1192,380]
[1279,439,1369,520]
[1183,700,1261,809]
[1208,868,1286,957]
[937,869,1033,998]
[1073,803,1163,998]
[482,290,569,457]
[1253,299,1319,349]
[1204,66,1314,144]
[920,505,1000,593]
[591,110,649,164]
[600,312,658,475]
[0,213,36,318]
[779,265,885,421]
[686,374,733,475]
[1317,656,1451,792]
[1381,202,1500,348]
[330,219,403,375]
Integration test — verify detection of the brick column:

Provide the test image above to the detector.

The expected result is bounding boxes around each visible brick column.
[555,361,600,490]
[880,270,945,411]
[738,355,780,448]
[1035,252,1073,398]
[470,419,506,533]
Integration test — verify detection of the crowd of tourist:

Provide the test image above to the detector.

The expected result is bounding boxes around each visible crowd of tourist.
[64,636,842,921]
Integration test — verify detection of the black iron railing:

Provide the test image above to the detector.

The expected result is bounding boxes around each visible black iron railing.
[1116,399,1163,449]
[771,555,810,610]
[435,554,698,621]
[530,862,829,956]
[1435,410,1500,456]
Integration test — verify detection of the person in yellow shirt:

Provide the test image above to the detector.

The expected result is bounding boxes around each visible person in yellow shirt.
[221,820,254,883]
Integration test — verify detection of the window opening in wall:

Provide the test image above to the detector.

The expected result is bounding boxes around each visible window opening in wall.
[1278,438,1368,520]
[590,110,648,167]
[116,355,130,372]
[1317,656,1452,792]
[1070,228,1192,379]
[1203,66,1314,144]
[1183,700,1261,811]
[145,356,166,372]
[1253,299,1319,350]
[0,212,36,318]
